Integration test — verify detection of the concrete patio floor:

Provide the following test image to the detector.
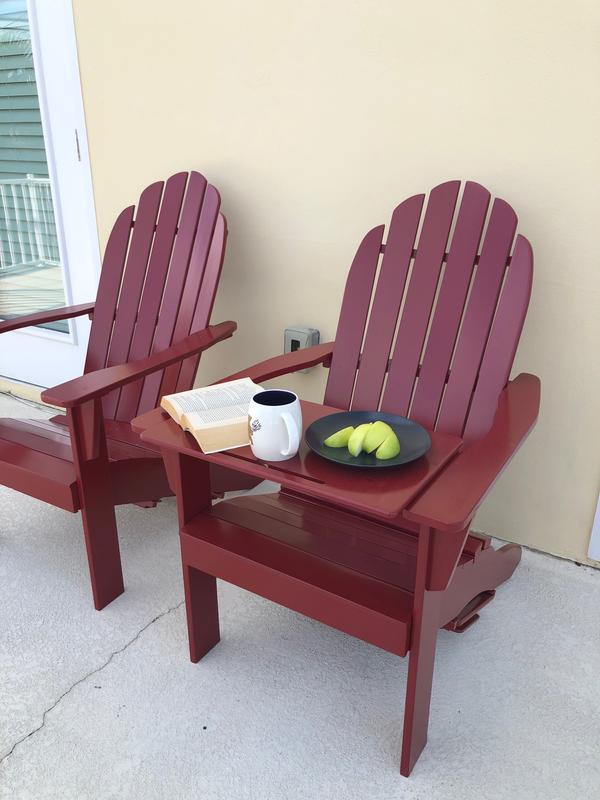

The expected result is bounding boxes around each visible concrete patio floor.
[0,392,599,800]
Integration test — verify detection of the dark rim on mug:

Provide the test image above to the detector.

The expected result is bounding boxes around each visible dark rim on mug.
[252,390,297,407]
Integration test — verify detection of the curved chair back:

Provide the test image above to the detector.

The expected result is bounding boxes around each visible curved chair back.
[325,181,533,442]
[85,171,226,422]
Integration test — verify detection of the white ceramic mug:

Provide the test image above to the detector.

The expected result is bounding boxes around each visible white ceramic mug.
[248,390,302,461]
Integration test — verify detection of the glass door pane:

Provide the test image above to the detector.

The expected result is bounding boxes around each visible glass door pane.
[0,0,66,332]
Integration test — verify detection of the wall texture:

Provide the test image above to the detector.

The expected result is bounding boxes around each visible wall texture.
[72,0,600,565]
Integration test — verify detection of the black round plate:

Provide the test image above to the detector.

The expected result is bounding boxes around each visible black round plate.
[305,411,431,469]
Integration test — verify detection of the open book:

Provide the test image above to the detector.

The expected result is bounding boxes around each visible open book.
[161,377,263,454]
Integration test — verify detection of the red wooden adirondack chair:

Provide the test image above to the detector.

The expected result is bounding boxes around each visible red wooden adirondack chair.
[134,180,540,775]
[0,170,253,610]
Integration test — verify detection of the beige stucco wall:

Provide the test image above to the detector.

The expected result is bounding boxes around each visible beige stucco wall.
[72,0,600,565]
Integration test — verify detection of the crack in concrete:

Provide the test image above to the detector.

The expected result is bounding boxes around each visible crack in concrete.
[0,601,184,766]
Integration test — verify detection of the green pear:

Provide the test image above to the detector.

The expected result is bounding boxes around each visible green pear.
[347,423,372,456]
[363,420,394,453]
[323,426,354,447]
[375,432,401,460]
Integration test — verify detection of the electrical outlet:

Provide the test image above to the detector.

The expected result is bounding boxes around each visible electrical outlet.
[284,326,320,373]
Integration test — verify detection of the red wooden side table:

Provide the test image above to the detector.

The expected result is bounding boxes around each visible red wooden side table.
[134,387,536,776]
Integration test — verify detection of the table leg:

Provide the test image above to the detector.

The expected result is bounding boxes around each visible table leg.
[161,450,212,526]
[400,525,442,777]
[163,450,220,661]
[183,565,220,662]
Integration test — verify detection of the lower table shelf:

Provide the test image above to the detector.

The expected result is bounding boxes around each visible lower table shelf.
[180,492,491,657]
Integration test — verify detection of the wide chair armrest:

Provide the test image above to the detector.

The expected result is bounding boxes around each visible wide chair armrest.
[42,321,237,408]
[216,341,335,384]
[405,373,541,533]
[0,302,95,335]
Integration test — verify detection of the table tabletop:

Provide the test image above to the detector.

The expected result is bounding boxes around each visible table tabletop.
[133,400,463,522]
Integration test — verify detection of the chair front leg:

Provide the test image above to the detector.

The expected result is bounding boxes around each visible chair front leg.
[67,401,124,610]
[401,524,469,775]
[401,525,442,776]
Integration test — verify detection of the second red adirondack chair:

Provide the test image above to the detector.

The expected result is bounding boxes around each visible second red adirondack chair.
[0,171,254,609]
[147,179,541,776]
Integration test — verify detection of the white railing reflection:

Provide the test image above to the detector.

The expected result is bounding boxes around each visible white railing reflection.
[0,174,60,270]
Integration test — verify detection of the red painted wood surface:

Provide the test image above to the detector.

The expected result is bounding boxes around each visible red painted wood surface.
[410,182,490,428]
[405,372,540,531]
[324,225,384,409]
[181,508,414,657]
[0,171,245,609]
[102,180,164,417]
[138,399,462,521]
[321,180,531,442]
[136,373,537,774]
[171,206,226,395]
[436,197,518,435]
[218,341,334,384]
[67,401,125,609]
[0,302,95,335]
[463,235,533,441]
[351,194,423,410]
[42,322,236,408]
[135,179,539,776]
[381,180,460,416]
[222,181,530,448]
[152,186,222,402]
[85,206,135,374]
[115,172,189,420]
[84,172,226,421]
[136,171,208,412]
[400,525,441,776]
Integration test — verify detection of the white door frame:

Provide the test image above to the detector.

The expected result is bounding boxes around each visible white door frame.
[0,0,100,387]
[588,492,600,562]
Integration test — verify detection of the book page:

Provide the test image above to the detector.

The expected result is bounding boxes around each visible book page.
[184,406,248,428]
[160,376,263,452]
[189,418,250,453]
[161,378,261,419]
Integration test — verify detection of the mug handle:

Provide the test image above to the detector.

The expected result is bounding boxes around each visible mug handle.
[281,411,300,457]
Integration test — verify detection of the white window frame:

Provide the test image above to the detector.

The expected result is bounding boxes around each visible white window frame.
[0,0,100,386]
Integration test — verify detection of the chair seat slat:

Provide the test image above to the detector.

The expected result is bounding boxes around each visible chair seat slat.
[0,417,160,463]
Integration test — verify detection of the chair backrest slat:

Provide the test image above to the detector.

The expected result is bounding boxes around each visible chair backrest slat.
[462,234,533,441]
[324,224,385,409]
[134,171,208,415]
[157,184,221,399]
[174,213,228,393]
[350,194,423,410]
[410,181,490,429]
[380,180,460,416]
[101,181,164,417]
[115,172,188,420]
[325,180,532,441]
[435,197,517,434]
[84,206,134,373]
[86,171,225,423]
